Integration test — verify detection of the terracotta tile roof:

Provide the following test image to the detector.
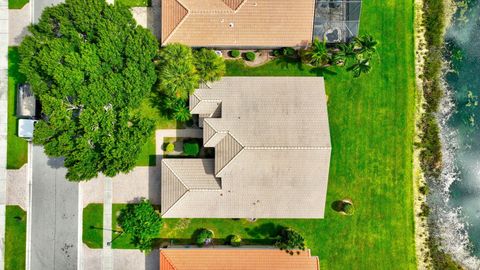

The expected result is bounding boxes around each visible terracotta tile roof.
[159,248,320,270]
[161,0,315,47]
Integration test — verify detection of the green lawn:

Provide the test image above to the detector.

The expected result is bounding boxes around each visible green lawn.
[116,0,151,7]
[135,93,183,167]
[5,206,27,270]
[7,48,28,169]
[8,0,28,9]
[82,204,104,249]
[86,0,417,268]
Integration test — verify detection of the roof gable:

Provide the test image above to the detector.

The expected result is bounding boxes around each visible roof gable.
[215,133,244,175]
[161,162,188,214]
[222,0,246,11]
[161,0,189,44]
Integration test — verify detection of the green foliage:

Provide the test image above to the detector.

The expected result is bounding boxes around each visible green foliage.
[342,202,355,215]
[8,0,28,9]
[195,228,214,247]
[19,0,158,181]
[354,34,379,57]
[183,142,199,157]
[83,204,103,249]
[116,0,151,7]
[117,199,162,252]
[159,95,191,122]
[347,59,372,78]
[157,43,199,100]
[194,48,226,82]
[275,227,305,251]
[7,48,28,169]
[5,206,26,270]
[428,236,464,270]
[165,142,175,153]
[230,50,240,58]
[245,52,256,61]
[301,38,330,67]
[228,234,242,247]
[418,113,442,179]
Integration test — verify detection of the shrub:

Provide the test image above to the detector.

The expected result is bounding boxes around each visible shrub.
[228,234,242,247]
[117,199,162,252]
[230,50,240,58]
[342,202,355,215]
[282,47,296,57]
[245,52,256,61]
[275,227,305,252]
[165,143,175,153]
[183,142,200,157]
[195,228,214,247]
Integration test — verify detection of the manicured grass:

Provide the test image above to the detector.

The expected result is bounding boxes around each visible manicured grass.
[116,0,151,7]
[7,47,28,169]
[5,205,26,270]
[82,204,104,249]
[8,0,28,9]
[135,94,183,167]
[89,0,417,268]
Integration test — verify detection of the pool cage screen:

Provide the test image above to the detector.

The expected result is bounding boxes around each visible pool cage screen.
[314,0,362,43]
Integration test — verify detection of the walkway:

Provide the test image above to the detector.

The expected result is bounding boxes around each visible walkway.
[0,0,9,267]
[8,2,31,46]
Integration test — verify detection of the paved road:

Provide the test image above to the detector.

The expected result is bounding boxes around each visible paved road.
[30,145,79,270]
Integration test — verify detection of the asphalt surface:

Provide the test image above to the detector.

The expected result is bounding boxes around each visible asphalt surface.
[30,145,79,270]
[33,0,64,23]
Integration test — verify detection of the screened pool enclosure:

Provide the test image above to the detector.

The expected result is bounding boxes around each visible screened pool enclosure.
[314,0,362,42]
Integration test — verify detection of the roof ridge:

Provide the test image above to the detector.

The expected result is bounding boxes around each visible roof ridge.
[161,161,190,216]
[244,146,331,150]
[162,0,190,45]
[163,160,190,190]
[215,132,245,176]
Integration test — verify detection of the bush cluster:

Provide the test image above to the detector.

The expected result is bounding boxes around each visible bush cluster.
[230,50,240,58]
[183,141,200,157]
[195,228,214,247]
[245,52,256,61]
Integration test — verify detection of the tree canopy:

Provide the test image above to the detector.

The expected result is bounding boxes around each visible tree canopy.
[19,0,158,181]
[275,227,306,252]
[194,48,226,83]
[117,199,163,252]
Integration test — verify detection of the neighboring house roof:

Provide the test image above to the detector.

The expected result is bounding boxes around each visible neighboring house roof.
[161,77,331,218]
[161,0,315,47]
[159,248,320,270]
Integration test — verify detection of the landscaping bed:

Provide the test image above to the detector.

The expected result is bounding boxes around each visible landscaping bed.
[8,0,28,9]
[5,205,26,270]
[162,137,213,158]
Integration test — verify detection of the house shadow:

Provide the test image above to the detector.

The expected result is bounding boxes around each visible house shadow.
[145,248,160,270]
[244,222,283,239]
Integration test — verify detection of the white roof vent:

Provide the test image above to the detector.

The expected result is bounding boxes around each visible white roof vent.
[229,22,234,28]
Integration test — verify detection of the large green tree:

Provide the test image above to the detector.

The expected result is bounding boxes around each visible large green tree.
[117,199,163,251]
[194,48,225,83]
[19,0,158,181]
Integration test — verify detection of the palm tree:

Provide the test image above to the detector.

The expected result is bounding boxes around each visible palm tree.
[347,58,372,78]
[173,104,191,122]
[334,42,356,65]
[194,48,226,83]
[302,38,330,67]
[354,35,378,56]
[158,62,199,100]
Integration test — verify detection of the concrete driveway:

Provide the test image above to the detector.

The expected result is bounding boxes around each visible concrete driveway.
[30,145,79,270]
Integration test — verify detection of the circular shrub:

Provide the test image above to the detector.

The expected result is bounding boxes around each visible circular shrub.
[230,50,240,58]
[229,235,242,247]
[245,52,256,61]
[195,228,214,247]
[341,201,355,215]
[165,143,175,153]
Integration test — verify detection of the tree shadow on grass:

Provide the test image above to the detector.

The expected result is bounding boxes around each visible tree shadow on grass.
[244,222,283,239]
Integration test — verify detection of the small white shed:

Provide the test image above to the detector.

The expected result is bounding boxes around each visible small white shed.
[18,119,37,140]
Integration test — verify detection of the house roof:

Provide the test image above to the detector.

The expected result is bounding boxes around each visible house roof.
[159,248,320,270]
[161,0,315,47]
[161,77,331,218]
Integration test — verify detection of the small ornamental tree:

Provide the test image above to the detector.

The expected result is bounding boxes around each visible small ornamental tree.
[275,227,305,252]
[165,143,175,153]
[117,199,162,252]
[19,0,158,181]
[183,142,200,157]
[195,228,214,247]
[194,48,226,83]
[229,234,242,247]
